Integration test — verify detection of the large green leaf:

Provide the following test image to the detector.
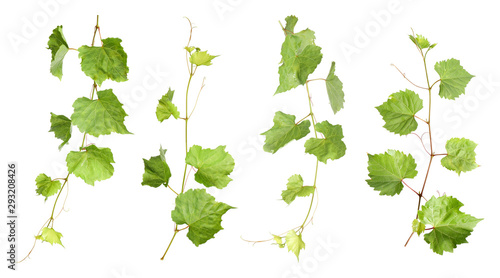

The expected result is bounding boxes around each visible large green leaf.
[142,147,171,188]
[376,89,424,135]
[47,26,69,80]
[71,89,131,137]
[366,150,418,196]
[441,138,478,175]
[185,145,235,189]
[35,173,62,201]
[78,38,129,86]
[419,195,482,255]
[281,174,315,204]
[325,62,345,114]
[275,16,322,94]
[171,189,234,246]
[285,230,305,261]
[262,111,310,153]
[49,113,72,150]
[156,88,180,122]
[304,121,346,163]
[66,145,115,186]
[434,59,474,100]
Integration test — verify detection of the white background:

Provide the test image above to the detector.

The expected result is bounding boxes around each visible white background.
[1,0,499,277]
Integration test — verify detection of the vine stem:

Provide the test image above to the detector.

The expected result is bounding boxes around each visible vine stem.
[161,20,196,259]
[405,40,443,247]
[297,81,321,234]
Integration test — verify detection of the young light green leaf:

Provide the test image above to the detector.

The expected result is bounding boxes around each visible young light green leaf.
[281,174,315,204]
[276,17,322,94]
[35,174,62,201]
[325,61,345,114]
[190,50,218,66]
[304,121,346,163]
[38,227,64,247]
[66,145,115,186]
[376,89,424,135]
[185,145,235,189]
[49,113,72,150]
[434,58,474,100]
[47,26,69,80]
[142,148,171,188]
[78,38,129,86]
[412,219,426,236]
[418,195,482,255]
[71,89,131,137]
[441,138,478,175]
[285,230,305,260]
[273,234,285,248]
[156,88,180,122]
[283,15,298,34]
[171,189,234,246]
[366,150,418,196]
[184,46,196,53]
[409,34,431,49]
[261,111,311,153]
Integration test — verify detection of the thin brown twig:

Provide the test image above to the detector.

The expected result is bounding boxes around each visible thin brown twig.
[391,64,428,90]
[411,132,431,156]
[188,77,206,119]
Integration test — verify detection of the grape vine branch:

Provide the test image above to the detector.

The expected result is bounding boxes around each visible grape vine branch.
[366,30,482,255]
[242,15,346,260]
[20,15,131,261]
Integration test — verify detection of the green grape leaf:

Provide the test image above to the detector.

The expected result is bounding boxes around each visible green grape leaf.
[185,145,235,189]
[190,50,218,66]
[366,150,418,196]
[275,20,323,94]
[283,15,298,33]
[434,59,474,100]
[38,227,64,247]
[376,89,424,135]
[78,38,129,86]
[281,174,315,204]
[142,147,171,188]
[285,230,305,260]
[412,219,426,236]
[66,145,115,186]
[261,111,311,153]
[273,234,285,248]
[304,121,346,163]
[156,88,180,122]
[325,61,345,114]
[35,173,62,201]
[71,89,131,137]
[409,34,431,49]
[47,26,69,80]
[49,113,72,150]
[185,46,196,53]
[441,138,478,175]
[171,189,234,246]
[418,195,482,255]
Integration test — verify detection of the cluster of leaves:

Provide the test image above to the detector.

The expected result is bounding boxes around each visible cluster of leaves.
[259,15,346,260]
[141,20,235,259]
[32,17,130,250]
[366,33,481,254]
